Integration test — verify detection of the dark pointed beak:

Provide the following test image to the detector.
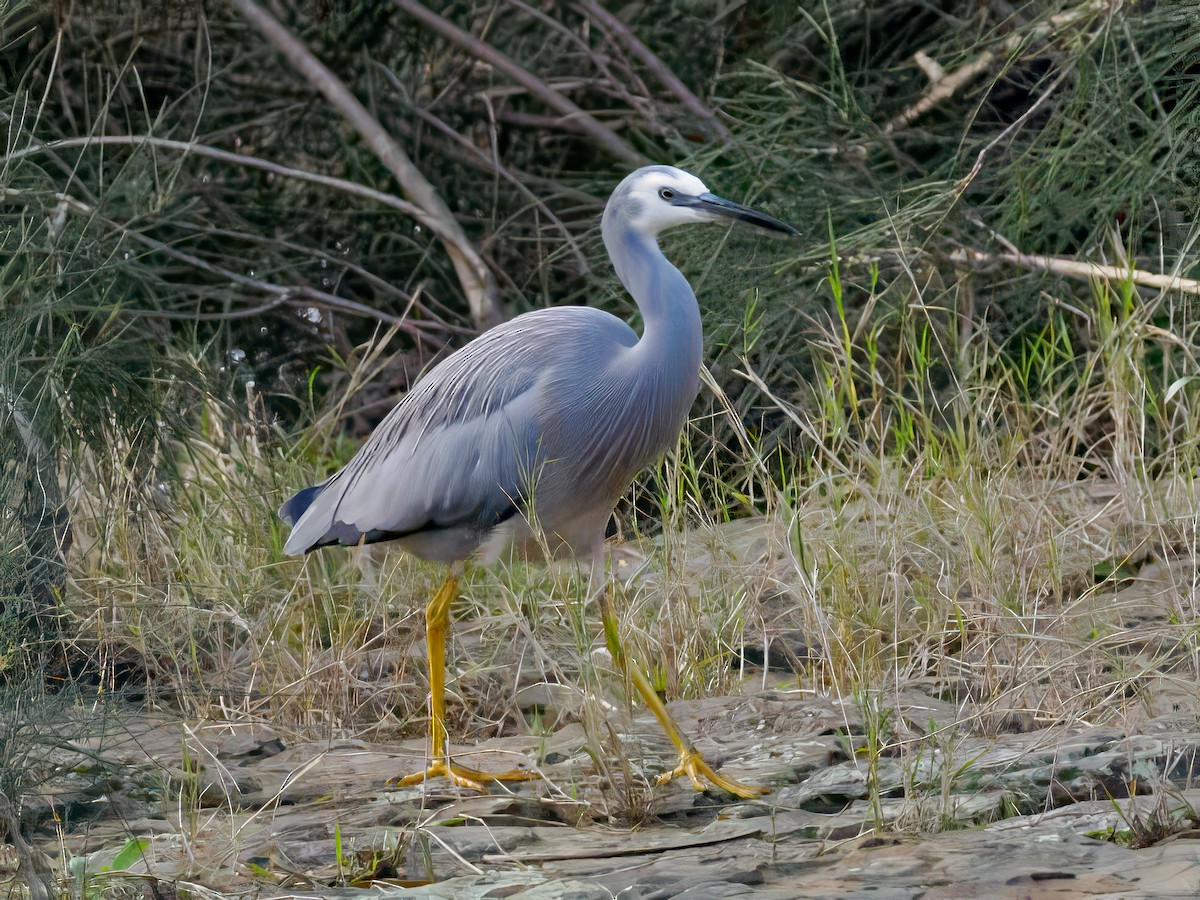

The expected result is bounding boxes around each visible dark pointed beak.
[686,192,797,236]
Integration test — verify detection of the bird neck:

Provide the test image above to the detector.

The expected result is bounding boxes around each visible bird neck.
[602,222,703,380]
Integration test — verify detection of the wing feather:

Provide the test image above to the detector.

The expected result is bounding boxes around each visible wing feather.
[281,309,635,556]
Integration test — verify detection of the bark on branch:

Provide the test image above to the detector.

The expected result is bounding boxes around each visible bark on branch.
[951,247,1200,296]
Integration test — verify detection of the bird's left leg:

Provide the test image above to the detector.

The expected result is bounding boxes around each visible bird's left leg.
[594,569,768,799]
[391,568,538,790]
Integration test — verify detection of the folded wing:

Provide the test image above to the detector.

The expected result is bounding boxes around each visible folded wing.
[280,323,547,557]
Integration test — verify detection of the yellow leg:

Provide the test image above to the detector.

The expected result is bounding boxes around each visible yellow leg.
[390,572,539,791]
[599,589,768,799]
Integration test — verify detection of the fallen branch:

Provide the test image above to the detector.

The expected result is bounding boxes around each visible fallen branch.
[883,49,997,136]
[0,791,54,900]
[950,247,1200,296]
[231,0,505,329]
[392,0,645,166]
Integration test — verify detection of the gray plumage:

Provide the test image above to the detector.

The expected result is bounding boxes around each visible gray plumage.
[280,165,794,564]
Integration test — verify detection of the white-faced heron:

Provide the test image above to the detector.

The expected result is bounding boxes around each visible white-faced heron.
[279,165,795,797]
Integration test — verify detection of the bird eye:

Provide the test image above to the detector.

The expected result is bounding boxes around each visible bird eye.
[659,188,675,201]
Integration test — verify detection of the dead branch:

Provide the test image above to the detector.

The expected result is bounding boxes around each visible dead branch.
[391,0,645,166]
[5,135,432,224]
[577,0,731,142]
[951,247,1200,296]
[0,791,53,900]
[372,63,591,277]
[124,229,447,342]
[170,219,472,332]
[230,0,505,329]
[883,49,997,136]
[506,0,653,121]
[119,296,291,321]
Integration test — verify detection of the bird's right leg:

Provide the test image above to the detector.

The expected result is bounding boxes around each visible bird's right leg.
[390,570,538,791]
[595,578,767,800]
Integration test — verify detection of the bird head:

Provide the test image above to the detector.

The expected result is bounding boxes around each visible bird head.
[604,165,796,239]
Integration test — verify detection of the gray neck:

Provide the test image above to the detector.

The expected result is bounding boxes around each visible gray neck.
[601,218,703,397]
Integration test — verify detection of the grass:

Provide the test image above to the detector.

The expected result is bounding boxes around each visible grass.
[23,228,1200,863]
[58,225,1199,730]
[12,227,1200,891]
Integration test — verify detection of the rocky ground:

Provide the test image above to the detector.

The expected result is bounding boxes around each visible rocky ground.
[4,683,1199,899]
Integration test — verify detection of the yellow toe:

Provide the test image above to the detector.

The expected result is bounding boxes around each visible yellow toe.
[389,757,539,792]
[657,750,768,800]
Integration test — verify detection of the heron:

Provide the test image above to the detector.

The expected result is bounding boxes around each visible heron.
[279,165,795,798]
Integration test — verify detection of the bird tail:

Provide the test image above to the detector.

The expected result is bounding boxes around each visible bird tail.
[278,483,324,527]
[279,482,338,555]
[280,476,382,554]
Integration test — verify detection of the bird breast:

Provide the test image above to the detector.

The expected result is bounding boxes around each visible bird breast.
[534,338,698,511]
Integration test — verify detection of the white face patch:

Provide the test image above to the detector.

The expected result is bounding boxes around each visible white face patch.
[609,166,713,236]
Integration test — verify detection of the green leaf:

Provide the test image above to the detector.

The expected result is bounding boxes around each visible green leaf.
[109,837,150,872]
[1165,375,1197,405]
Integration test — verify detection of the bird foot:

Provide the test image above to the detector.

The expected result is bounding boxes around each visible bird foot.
[656,750,769,799]
[389,757,540,792]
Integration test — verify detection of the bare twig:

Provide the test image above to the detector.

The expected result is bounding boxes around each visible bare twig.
[372,63,591,277]
[169,220,472,332]
[124,229,446,340]
[498,107,633,130]
[954,59,1075,201]
[230,0,505,329]
[380,107,601,205]
[119,296,291,321]
[506,0,652,120]
[3,134,503,329]
[948,3,1117,210]
[883,49,997,136]
[2,135,431,224]
[951,247,1200,296]
[391,0,644,166]
[577,0,731,142]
